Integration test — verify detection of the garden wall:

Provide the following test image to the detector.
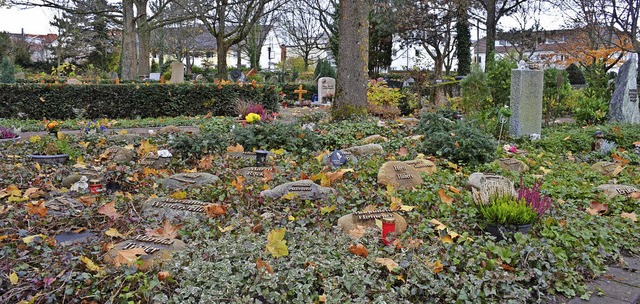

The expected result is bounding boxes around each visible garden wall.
[0,83,280,119]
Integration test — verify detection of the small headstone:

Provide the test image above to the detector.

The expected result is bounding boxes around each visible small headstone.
[142,197,209,221]
[497,158,529,173]
[66,78,82,85]
[591,161,622,176]
[596,184,640,198]
[170,62,185,83]
[337,210,407,236]
[323,150,358,167]
[343,144,384,157]
[609,58,639,123]
[377,161,424,190]
[318,77,336,103]
[360,135,388,144]
[238,166,280,180]
[260,180,336,200]
[403,159,437,174]
[159,173,220,190]
[46,196,84,217]
[104,235,187,270]
[509,69,543,137]
[466,173,516,205]
[149,73,161,81]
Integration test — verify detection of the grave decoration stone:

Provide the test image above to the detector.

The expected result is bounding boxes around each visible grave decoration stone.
[497,158,529,173]
[99,146,135,164]
[104,235,187,270]
[337,209,407,235]
[260,180,336,201]
[318,77,336,103]
[377,161,424,190]
[403,159,437,175]
[228,151,275,160]
[62,169,101,188]
[238,166,280,181]
[360,135,388,144]
[509,68,543,138]
[596,184,640,198]
[591,161,623,176]
[230,69,243,82]
[159,173,220,190]
[142,197,209,221]
[149,73,161,81]
[466,172,516,205]
[609,57,639,123]
[66,78,82,85]
[323,150,358,167]
[343,143,384,157]
[46,196,84,217]
[139,152,172,169]
[170,62,185,83]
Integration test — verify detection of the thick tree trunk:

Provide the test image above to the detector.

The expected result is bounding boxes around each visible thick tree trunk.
[237,47,242,69]
[332,0,370,120]
[217,40,229,79]
[121,0,137,80]
[137,24,151,77]
[485,0,496,69]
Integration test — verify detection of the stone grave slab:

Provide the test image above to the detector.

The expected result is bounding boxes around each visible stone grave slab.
[497,158,529,173]
[46,196,85,217]
[170,62,184,83]
[609,58,639,123]
[139,154,171,169]
[377,161,423,190]
[591,161,622,176]
[596,184,640,198]
[343,144,384,157]
[360,135,388,144]
[159,173,219,189]
[403,159,437,174]
[228,151,275,159]
[260,180,336,200]
[467,172,516,204]
[509,69,543,138]
[142,197,209,221]
[54,231,96,246]
[238,166,280,181]
[99,146,135,164]
[337,209,407,235]
[104,235,187,270]
[62,169,101,188]
[323,150,358,167]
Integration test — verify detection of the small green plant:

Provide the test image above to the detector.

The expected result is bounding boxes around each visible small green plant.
[367,79,404,107]
[28,134,80,159]
[313,59,336,80]
[232,122,321,152]
[478,195,538,226]
[0,57,15,84]
[460,64,492,112]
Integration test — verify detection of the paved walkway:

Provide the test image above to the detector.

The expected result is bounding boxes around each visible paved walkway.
[567,256,640,304]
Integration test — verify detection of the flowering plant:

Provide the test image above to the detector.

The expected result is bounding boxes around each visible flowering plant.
[0,126,19,139]
[245,113,261,123]
[517,179,553,220]
[85,120,107,134]
[46,121,60,133]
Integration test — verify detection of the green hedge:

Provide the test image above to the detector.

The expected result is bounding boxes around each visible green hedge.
[0,83,279,119]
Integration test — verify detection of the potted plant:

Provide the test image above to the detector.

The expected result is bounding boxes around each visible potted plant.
[27,134,79,165]
[0,126,20,142]
[45,120,61,136]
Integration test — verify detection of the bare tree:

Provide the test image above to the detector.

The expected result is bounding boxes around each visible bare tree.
[609,0,640,55]
[279,0,325,70]
[499,1,546,62]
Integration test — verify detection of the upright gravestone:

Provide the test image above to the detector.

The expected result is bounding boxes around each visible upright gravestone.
[170,62,185,83]
[509,68,543,138]
[609,57,639,123]
[318,77,336,103]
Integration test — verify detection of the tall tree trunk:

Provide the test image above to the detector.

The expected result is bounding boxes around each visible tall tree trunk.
[134,0,150,77]
[485,0,496,69]
[121,0,137,80]
[217,39,229,79]
[455,3,471,76]
[237,47,242,69]
[332,0,370,120]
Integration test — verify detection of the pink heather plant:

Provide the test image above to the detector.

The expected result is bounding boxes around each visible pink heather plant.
[517,179,553,220]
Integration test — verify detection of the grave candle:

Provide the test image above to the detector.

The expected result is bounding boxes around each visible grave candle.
[88,179,102,194]
[381,217,396,245]
[255,150,269,166]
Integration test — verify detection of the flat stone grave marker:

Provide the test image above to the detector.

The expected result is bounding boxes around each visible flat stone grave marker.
[343,143,384,157]
[596,184,640,198]
[149,73,161,81]
[360,135,388,144]
[591,161,622,176]
[46,196,85,217]
[238,166,280,180]
[323,150,358,167]
[377,161,423,190]
[260,180,336,200]
[159,173,220,190]
[337,209,407,236]
[228,151,275,159]
[403,159,437,174]
[497,158,529,173]
[62,169,101,188]
[99,146,135,164]
[142,197,209,221]
[54,231,96,246]
[104,235,187,270]
[139,154,171,169]
[467,172,516,205]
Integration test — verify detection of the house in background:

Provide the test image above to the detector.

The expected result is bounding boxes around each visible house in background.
[7,31,58,62]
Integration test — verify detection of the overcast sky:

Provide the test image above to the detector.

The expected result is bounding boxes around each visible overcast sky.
[0,5,566,37]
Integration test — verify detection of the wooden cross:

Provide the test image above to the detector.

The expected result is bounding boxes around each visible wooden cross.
[294,84,308,102]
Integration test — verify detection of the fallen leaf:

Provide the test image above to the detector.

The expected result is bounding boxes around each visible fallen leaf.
[320,205,336,214]
[428,259,444,273]
[22,234,46,244]
[586,201,609,216]
[260,169,274,182]
[10,271,18,285]
[232,176,245,192]
[349,244,369,257]
[137,140,158,157]
[375,258,399,271]
[447,186,460,194]
[429,219,447,230]
[438,188,454,204]
[105,228,124,238]
[397,146,408,156]
[113,248,147,267]
[501,263,516,271]
[169,191,187,199]
[318,294,327,303]
[146,220,182,239]
[441,234,453,244]
[266,228,289,258]
[281,192,298,200]
[270,148,285,155]
[23,187,42,199]
[226,144,244,152]
[218,225,234,233]
[198,155,213,170]
[256,258,274,274]
[621,212,637,222]
[4,185,22,197]
[314,151,328,163]
[348,225,366,238]
[73,156,87,169]
[288,215,295,221]
[78,196,95,207]
[204,204,227,218]
[252,223,263,233]
[81,256,103,272]
[26,200,47,217]
[97,202,121,220]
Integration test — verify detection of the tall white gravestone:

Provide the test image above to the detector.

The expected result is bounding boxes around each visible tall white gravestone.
[318,77,336,103]
[170,62,185,84]
[509,69,543,138]
[608,57,639,123]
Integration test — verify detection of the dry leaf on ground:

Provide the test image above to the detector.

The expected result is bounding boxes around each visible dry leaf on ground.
[375,258,399,271]
[146,220,182,239]
[349,244,369,257]
[97,202,121,220]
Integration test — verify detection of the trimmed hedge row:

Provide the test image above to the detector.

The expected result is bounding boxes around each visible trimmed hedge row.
[0,83,279,119]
